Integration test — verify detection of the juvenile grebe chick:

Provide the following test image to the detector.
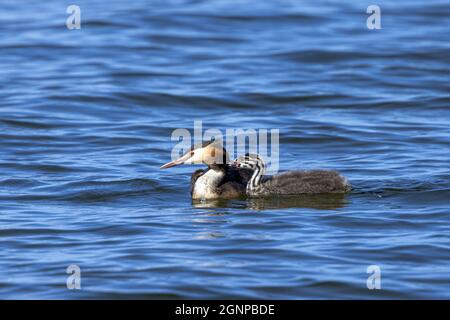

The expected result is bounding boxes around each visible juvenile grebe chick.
[233,154,351,196]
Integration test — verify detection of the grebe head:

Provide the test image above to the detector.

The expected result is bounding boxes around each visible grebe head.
[232,153,265,170]
[232,153,266,194]
[160,139,230,170]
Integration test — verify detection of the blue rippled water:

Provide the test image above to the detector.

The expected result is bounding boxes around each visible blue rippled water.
[0,0,449,299]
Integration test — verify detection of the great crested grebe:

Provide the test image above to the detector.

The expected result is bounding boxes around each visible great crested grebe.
[233,153,351,196]
[160,140,253,200]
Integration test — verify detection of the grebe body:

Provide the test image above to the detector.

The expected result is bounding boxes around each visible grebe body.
[234,154,351,196]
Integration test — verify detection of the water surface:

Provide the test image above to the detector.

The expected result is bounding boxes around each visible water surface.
[0,0,450,299]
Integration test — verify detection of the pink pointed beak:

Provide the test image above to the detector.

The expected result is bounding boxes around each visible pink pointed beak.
[160,152,192,169]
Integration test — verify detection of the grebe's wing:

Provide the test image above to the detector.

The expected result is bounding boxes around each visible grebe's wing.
[226,165,253,185]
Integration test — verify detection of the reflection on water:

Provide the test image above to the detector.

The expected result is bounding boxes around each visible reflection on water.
[192,193,349,210]
[245,194,349,210]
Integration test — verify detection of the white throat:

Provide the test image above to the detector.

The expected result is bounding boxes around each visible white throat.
[192,169,225,200]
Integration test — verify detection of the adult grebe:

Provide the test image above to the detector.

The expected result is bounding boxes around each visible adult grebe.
[160,140,253,200]
[233,153,351,196]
